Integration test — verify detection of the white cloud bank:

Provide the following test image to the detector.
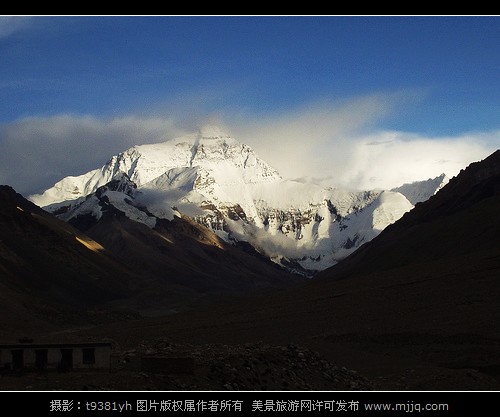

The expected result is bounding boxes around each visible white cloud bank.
[0,98,498,196]
[337,131,498,190]
[227,96,499,190]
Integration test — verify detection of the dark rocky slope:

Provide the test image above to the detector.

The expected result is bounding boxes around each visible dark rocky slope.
[69,150,500,390]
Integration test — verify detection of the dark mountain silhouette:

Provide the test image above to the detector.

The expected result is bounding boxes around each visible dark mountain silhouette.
[72,150,500,390]
[0,185,299,337]
[2,150,499,390]
[0,185,137,335]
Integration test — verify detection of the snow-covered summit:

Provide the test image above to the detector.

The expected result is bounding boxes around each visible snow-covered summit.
[29,129,281,207]
[29,128,450,273]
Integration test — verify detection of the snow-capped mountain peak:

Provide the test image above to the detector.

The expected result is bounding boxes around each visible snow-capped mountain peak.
[29,130,281,207]
[29,128,450,274]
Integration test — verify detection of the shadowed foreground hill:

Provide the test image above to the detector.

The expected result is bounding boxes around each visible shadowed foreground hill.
[0,185,298,337]
[74,150,500,390]
[0,185,140,335]
[71,206,298,304]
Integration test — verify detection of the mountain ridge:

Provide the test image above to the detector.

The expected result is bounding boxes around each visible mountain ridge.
[2,148,498,390]
[29,129,448,272]
[0,183,300,333]
[68,148,500,390]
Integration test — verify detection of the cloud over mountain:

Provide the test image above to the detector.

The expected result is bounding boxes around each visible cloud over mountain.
[0,115,186,195]
[0,96,498,196]
[227,96,499,190]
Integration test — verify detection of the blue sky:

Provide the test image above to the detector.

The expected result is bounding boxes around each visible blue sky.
[0,16,499,194]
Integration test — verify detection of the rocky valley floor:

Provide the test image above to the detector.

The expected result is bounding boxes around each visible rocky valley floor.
[0,338,500,391]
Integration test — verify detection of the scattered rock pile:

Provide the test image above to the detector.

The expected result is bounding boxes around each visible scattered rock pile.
[115,339,373,391]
